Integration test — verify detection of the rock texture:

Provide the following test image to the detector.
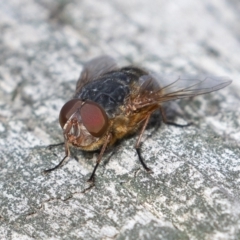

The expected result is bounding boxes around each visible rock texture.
[0,0,240,239]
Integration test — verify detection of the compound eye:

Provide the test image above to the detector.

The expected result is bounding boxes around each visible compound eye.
[59,99,82,128]
[80,101,109,137]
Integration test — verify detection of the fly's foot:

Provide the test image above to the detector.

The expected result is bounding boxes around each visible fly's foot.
[145,167,153,174]
[43,168,55,174]
[165,121,193,128]
[43,169,50,175]
[47,142,64,150]
[87,175,95,183]
[135,148,152,172]
[43,155,69,175]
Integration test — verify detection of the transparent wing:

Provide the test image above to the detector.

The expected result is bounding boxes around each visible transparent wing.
[133,74,232,108]
[157,75,232,100]
[76,55,118,92]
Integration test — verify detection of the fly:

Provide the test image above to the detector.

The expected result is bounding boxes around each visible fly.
[44,56,232,182]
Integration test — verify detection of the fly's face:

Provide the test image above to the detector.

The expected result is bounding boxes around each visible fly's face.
[59,99,109,149]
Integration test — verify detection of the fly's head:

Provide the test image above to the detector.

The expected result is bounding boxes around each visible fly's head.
[59,99,109,148]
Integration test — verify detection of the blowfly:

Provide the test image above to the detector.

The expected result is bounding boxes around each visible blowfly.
[44,56,232,182]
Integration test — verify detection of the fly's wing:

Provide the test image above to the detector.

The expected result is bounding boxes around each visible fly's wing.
[133,74,232,109]
[76,55,118,92]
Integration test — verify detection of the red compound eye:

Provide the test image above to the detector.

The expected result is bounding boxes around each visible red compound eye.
[59,99,82,128]
[80,101,109,137]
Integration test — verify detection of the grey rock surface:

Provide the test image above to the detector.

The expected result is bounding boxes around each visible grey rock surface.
[0,0,240,239]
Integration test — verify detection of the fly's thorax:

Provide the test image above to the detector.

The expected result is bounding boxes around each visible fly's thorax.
[73,69,144,118]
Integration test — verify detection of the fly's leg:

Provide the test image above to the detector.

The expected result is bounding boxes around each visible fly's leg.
[44,142,70,174]
[159,105,192,127]
[48,142,64,150]
[135,114,152,173]
[87,134,112,182]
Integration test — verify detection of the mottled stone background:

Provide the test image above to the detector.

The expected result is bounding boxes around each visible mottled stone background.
[0,0,240,239]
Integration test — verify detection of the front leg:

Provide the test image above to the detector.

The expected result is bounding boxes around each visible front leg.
[44,141,70,174]
[87,133,112,182]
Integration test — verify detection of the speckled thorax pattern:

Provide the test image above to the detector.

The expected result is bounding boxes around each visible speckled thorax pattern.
[73,67,148,118]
